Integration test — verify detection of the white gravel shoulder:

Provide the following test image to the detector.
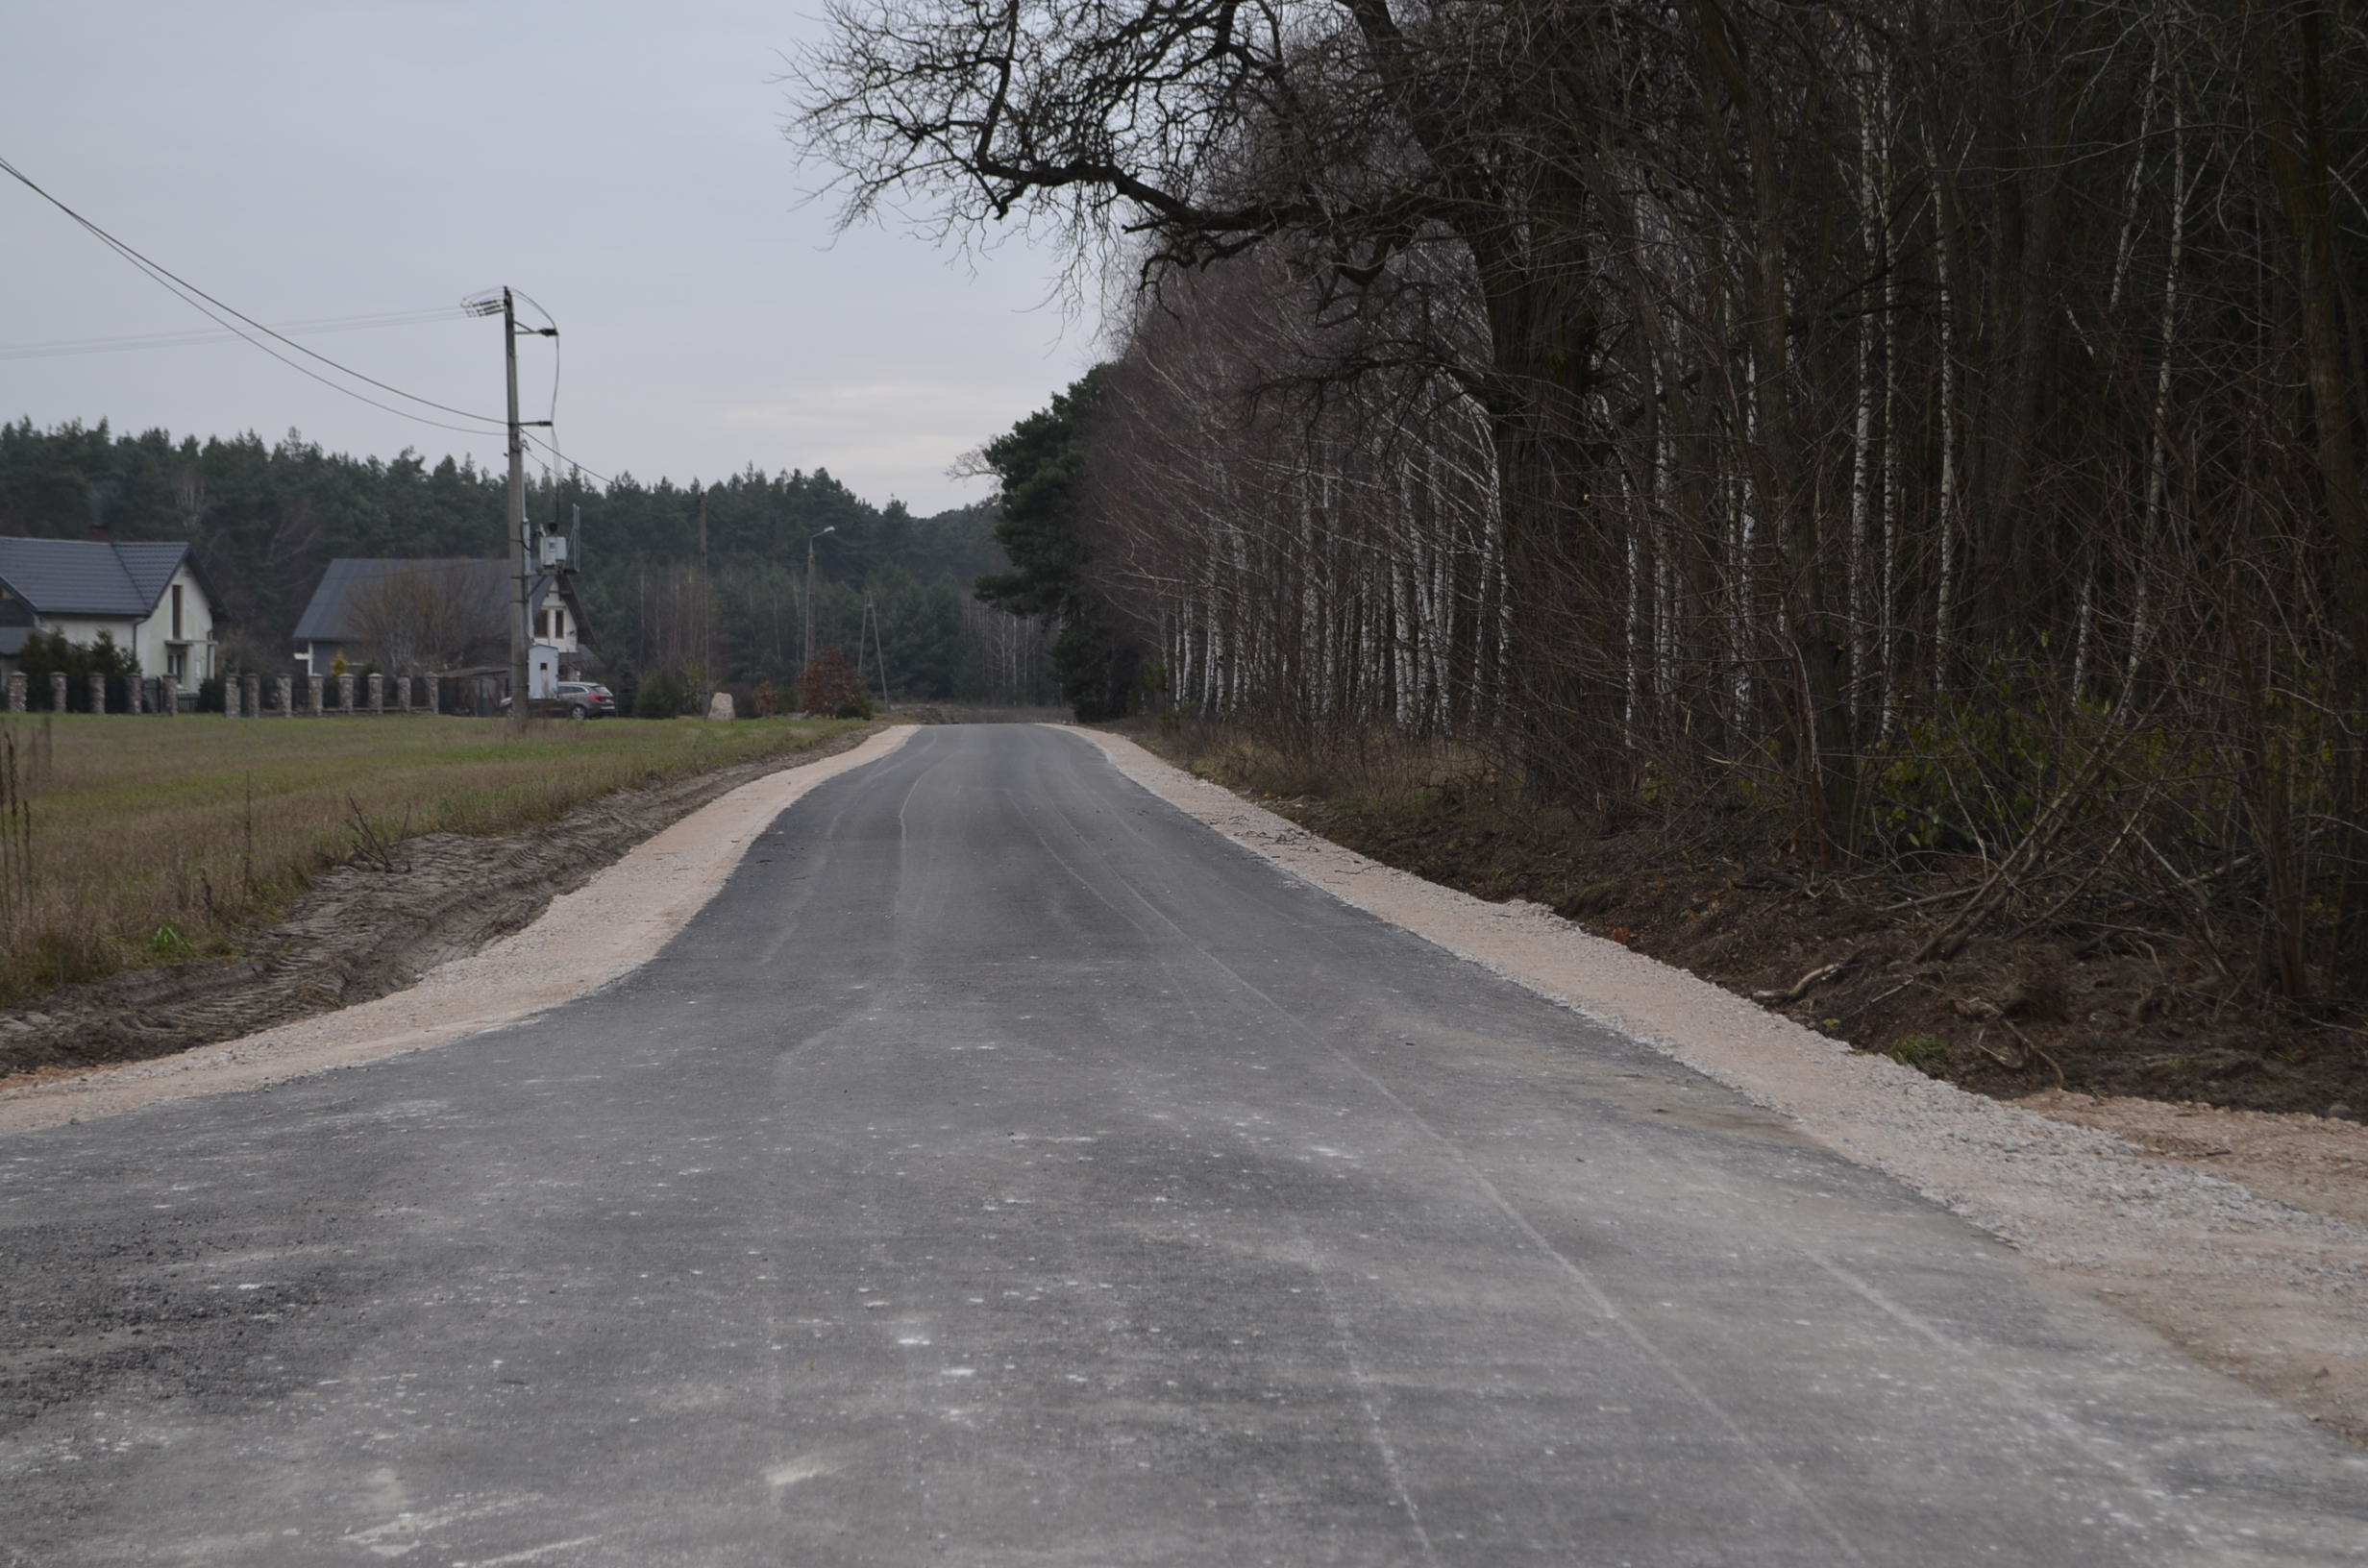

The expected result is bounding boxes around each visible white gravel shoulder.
[0,725,915,1136]
[1072,726,2368,1439]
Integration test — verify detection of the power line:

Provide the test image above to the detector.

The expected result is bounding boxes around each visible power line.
[0,155,623,488]
[0,153,505,437]
[509,288,562,430]
[0,306,471,362]
[524,429,615,489]
[511,289,561,499]
[503,289,616,489]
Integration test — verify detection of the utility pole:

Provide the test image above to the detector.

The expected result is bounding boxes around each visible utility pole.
[699,490,712,702]
[803,525,836,688]
[504,287,529,731]
[466,287,555,731]
[866,593,892,709]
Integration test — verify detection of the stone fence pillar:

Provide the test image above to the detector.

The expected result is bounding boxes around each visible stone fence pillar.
[160,676,178,715]
[367,673,383,713]
[308,675,325,716]
[276,675,293,716]
[425,675,440,715]
[243,674,260,719]
[7,673,23,713]
[49,673,67,713]
[127,675,143,715]
[88,672,107,714]
[335,673,354,713]
[396,674,411,712]
[223,674,240,718]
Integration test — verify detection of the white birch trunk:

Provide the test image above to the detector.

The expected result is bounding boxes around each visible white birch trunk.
[2122,92,2188,712]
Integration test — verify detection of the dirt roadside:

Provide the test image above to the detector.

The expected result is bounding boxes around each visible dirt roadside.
[2018,1090,2368,1231]
[1260,778,2368,1121]
[1071,729,2368,1449]
[0,724,915,1132]
[0,721,896,1085]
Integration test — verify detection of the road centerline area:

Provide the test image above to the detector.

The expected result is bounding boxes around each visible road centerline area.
[3,723,2362,1566]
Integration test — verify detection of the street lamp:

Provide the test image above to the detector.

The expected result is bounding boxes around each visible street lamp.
[803,525,836,693]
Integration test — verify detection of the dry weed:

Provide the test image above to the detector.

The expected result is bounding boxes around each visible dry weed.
[0,713,858,1002]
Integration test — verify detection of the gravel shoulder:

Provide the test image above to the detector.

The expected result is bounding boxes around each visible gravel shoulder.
[1069,727,2368,1446]
[0,724,913,1133]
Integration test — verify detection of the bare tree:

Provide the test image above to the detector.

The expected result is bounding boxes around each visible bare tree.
[349,564,492,674]
[803,0,2368,994]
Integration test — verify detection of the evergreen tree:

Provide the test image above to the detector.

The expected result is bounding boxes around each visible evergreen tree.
[0,418,1012,701]
[974,368,1139,720]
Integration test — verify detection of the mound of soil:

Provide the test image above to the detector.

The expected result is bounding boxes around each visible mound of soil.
[1274,788,2367,1121]
[0,723,888,1082]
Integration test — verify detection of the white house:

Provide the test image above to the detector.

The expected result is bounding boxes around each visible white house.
[0,537,217,684]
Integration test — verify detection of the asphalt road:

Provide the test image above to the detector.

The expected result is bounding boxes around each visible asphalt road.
[5,723,2364,1566]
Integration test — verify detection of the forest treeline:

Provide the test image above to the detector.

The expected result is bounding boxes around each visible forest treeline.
[803,0,2368,1000]
[0,417,1053,708]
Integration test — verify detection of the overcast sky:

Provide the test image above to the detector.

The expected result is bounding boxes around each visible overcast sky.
[0,2,1097,515]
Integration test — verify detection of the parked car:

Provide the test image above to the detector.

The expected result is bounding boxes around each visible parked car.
[553,681,617,719]
[497,682,618,719]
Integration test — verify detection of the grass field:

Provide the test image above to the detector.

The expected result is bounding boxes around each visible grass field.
[0,713,865,1006]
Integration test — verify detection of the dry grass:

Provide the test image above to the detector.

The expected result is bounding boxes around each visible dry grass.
[0,712,863,1004]
[1125,715,1491,808]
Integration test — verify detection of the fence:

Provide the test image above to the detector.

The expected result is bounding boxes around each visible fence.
[0,670,496,717]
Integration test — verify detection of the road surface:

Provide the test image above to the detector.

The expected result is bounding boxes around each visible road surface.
[4,724,2363,1565]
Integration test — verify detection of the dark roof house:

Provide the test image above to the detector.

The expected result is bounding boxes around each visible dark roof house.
[0,537,219,681]
[0,538,193,618]
[291,557,592,680]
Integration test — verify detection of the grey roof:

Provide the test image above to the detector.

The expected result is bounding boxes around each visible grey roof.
[293,558,565,644]
[112,542,187,608]
[0,538,191,618]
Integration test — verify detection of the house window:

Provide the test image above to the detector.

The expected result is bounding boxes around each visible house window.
[171,584,184,640]
[167,648,185,679]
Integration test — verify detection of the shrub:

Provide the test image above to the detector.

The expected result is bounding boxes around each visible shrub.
[1887,1033,1950,1073]
[632,668,700,719]
[801,646,869,717]
[16,628,137,710]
